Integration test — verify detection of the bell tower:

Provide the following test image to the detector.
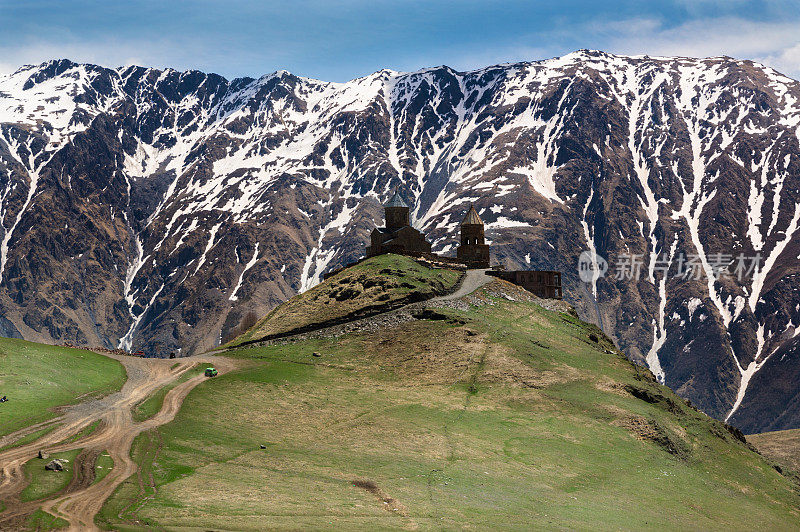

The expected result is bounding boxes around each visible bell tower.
[457,205,490,268]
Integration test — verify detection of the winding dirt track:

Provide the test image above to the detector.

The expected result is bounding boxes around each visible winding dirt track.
[431,269,492,301]
[0,353,236,531]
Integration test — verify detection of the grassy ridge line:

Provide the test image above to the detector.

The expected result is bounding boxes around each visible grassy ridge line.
[0,424,57,453]
[101,280,800,529]
[226,254,461,347]
[0,338,127,438]
[94,451,114,485]
[58,419,101,446]
[26,509,68,530]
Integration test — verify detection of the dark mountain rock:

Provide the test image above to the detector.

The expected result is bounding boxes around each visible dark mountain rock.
[1,52,800,432]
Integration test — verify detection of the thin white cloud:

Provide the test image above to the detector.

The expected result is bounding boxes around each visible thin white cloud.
[0,41,186,73]
[596,17,800,78]
[759,42,800,78]
[385,16,800,81]
[0,62,16,76]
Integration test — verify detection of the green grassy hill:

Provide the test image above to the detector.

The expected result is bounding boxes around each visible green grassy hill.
[0,339,126,439]
[99,259,800,530]
[226,254,461,347]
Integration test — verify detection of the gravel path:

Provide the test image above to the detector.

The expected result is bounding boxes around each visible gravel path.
[431,269,492,301]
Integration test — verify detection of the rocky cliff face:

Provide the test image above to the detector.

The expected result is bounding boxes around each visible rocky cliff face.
[1,51,799,432]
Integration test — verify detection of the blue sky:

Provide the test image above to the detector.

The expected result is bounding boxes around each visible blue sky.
[1,0,799,81]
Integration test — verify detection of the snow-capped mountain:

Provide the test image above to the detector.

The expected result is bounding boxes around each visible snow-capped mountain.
[1,51,799,432]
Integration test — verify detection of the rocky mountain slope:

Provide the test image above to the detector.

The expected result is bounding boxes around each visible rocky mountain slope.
[1,51,799,432]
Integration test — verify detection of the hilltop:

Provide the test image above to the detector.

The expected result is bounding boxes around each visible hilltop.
[227,254,462,346]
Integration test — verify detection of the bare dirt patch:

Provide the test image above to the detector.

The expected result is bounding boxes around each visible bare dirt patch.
[352,479,408,516]
[65,448,100,493]
[369,323,486,385]
[613,414,690,459]
[482,353,581,389]
[594,379,628,396]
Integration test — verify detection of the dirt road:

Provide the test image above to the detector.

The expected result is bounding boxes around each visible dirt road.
[432,269,492,301]
[0,353,235,531]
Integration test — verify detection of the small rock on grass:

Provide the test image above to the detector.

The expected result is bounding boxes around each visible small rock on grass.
[45,459,64,471]
[38,450,48,459]
[312,352,322,357]
[260,444,267,449]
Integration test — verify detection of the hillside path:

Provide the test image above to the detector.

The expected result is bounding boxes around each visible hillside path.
[0,352,236,531]
[433,269,493,301]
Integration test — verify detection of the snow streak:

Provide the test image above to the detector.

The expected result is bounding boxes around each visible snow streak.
[3,52,800,421]
[230,243,260,302]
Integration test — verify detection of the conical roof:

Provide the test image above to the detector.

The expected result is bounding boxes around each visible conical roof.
[461,205,483,225]
[384,190,408,208]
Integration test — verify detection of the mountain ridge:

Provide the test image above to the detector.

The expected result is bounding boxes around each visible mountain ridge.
[10,47,787,86]
[1,50,800,432]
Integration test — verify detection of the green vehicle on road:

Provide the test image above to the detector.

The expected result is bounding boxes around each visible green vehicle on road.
[204,367,218,377]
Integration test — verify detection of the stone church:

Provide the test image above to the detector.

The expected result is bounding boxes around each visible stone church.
[366,191,432,257]
[366,192,489,268]
[363,190,562,299]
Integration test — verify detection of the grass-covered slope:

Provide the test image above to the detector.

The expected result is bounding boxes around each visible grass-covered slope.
[227,254,461,347]
[750,429,800,474]
[0,338,126,438]
[100,277,800,530]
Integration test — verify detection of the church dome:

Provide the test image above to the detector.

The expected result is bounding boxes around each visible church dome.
[461,205,483,225]
[384,191,409,208]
